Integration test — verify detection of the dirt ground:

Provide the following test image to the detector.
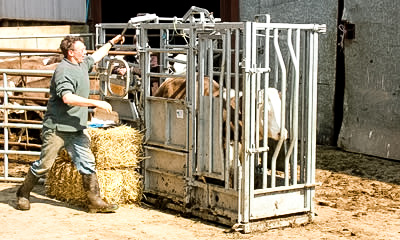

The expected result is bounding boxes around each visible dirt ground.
[1,145,400,240]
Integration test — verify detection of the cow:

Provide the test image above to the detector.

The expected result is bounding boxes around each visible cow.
[154,76,220,99]
[154,75,288,143]
[154,75,288,187]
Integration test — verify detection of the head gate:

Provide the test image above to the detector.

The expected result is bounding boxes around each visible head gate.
[95,8,326,232]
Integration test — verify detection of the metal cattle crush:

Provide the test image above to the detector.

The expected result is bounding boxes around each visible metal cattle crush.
[98,8,326,232]
[0,7,325,232]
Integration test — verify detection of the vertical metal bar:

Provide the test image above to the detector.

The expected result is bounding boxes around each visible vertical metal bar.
[305,31,314,209]
[234,29,240,191]
[2,73,9,178]
[310,31,319,213]
[300,31,308,184]
[217,36,225,181]
[233,29,244,199]
[224,31,232,189]
[189,26,197,177]
[286,28,300,186]
[293,29,301,185]
[249,22,258,212]
[208,38,213,174]
[262,16,271,189]
[271,28,286,188]
[197,37,205,173]
[234,28,241,223]
[242,21,253,224]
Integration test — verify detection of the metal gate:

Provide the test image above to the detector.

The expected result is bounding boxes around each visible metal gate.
[94,7,326,232]
[139,8,326,232]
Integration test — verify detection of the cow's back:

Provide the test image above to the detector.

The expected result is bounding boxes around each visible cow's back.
[154,76,220,99]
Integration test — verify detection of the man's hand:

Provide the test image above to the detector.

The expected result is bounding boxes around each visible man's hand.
[62,93,112,113]
[94,101,113,113]
[92,34,125,63]
[110,35,125,45]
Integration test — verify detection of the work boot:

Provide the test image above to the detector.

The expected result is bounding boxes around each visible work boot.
[16,170,40,210]
[82,173,118,213]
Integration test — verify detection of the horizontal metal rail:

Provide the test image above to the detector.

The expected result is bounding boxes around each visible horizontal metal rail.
[0,48,136,56]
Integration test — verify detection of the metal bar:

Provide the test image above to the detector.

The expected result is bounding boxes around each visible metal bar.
[270,28,286,188]
[7,96,48,101]
[305,31,315,210]
[234,28,242,224]
[0,86,49,93]
[0,48,136,56]
[147,72,186,79]
[207,38,213,174]
[294,29,301,185]
[0,33,93,40]
[262,16,271,190]
[0,141,41,149]
[253,23,326,33]
[310,32,319,214]
[0,150,41,155]
[0,105,47,111]
[0,118,42,124]
[0,177,25,182]
[142,48,187,54]
[2,73,9,178]
[242,21,253,224]
[223,30,231,190]
[187,26,196,182]
[0,123,42,129]
[248,22,257,215]
[254,183,319,195]
[286,28,301,186]
[198,37,206,174]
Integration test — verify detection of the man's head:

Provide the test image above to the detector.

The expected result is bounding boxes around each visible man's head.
[60,36,87,64]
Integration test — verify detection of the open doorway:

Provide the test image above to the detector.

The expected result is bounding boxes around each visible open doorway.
[101,2,221,23]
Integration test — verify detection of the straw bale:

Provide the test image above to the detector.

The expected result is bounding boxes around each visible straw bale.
[45,125,144,207]
[45,150,87,207]
[87,125,144,170]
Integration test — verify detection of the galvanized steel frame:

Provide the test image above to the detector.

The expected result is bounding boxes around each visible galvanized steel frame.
[138,13,325,231]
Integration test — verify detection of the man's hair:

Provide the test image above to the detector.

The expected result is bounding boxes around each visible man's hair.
[59,36,85,57]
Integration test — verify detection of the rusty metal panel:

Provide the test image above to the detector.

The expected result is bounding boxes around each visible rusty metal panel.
[144,146,187,199]
[251,189,307,219]
[0,0,86,23]
[146,98,188,151]
[338,0,400,160]
[196,96,224,178]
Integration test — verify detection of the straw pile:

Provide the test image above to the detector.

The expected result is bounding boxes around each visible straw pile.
[45,125,144,207]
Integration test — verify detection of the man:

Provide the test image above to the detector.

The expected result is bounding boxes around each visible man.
[16,34,124,213]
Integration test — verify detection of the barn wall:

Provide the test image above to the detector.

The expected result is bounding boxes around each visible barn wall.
[239,0,339,145]
[0,0,87,23]
[337,0,400,160]
[0,25,89,49]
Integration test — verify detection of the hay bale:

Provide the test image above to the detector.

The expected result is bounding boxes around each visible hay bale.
[45,125,144,207]
[88,125,143,169]
[46,150,87,207]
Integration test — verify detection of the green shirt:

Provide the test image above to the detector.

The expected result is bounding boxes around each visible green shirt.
[43,56,95,132]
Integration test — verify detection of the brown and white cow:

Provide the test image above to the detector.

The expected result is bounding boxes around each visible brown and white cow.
[154,76,287,142]
[154,76,288,187]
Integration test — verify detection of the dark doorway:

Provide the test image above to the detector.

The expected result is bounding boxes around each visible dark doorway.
[101,2,220,23]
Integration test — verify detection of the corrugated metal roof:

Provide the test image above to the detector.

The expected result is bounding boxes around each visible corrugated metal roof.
[0,0,87,23]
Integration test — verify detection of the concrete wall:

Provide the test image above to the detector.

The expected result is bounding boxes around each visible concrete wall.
[338,0,400,160]
[239,0,339,145]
